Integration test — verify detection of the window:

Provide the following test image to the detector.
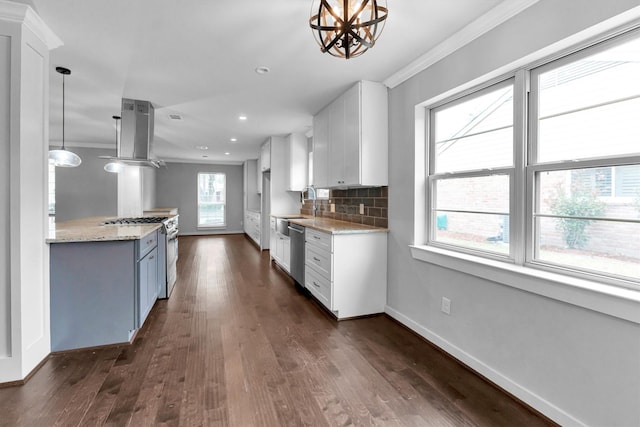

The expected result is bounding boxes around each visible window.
[425,29,640,287]
[530,33,640,283]
[197,172,226,228]
[48,160,56,216]
[428,80,514,258]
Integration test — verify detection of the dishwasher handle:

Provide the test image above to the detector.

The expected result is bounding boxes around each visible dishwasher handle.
[288,225,304,234]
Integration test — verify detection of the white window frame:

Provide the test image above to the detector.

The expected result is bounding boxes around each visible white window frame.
[427,78,518,262]
[526,29,640,287]
[197,172,227,229]
[412,23,640,324]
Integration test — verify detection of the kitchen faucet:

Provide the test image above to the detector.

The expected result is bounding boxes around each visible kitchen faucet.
[304,185,317,217]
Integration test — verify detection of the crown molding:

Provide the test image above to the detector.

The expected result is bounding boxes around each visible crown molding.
[383,0,540,88]
[161,158,244,166]
[0,0,62,49]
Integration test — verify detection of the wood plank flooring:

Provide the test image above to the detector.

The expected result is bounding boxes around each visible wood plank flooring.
[0,235,556,426]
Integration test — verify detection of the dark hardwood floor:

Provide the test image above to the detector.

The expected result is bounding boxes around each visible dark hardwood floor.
[0,235,555,426]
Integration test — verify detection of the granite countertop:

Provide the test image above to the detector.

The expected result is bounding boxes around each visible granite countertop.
[47,216,163,243]
[273,214,388,235]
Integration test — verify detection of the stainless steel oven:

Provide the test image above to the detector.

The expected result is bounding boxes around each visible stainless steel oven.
[103,215,178,298]
[163,215,179,298]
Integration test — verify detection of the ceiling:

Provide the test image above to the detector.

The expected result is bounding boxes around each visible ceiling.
[27,0,511,164]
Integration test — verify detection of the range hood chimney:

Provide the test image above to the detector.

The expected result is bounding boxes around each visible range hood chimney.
[103,98,163,168]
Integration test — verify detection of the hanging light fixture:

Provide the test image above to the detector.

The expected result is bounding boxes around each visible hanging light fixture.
[49,66,82,167]
[309,0,388,59]
[104,115,124,173]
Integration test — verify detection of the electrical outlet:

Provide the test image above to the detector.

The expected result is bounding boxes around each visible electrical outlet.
[359,203,365,215]
[441,297,451,315]
[330,203,335,213]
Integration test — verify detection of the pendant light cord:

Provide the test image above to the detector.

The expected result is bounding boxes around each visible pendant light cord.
[62,73,65,150]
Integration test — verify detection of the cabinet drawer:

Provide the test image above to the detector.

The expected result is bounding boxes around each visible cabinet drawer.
[305,244,331,280]
[306,228,332,252]
[137,230,158,259]
[305,266,331,309]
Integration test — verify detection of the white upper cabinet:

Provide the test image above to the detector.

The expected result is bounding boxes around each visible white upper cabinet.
[312,107,330,188]
[285,133,308,191]
[260,138,271,172]
[313,81,388,188]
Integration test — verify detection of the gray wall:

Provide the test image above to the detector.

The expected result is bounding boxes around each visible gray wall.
[55,147,117,221]
[386,1,640,426]
[155,162,243,235]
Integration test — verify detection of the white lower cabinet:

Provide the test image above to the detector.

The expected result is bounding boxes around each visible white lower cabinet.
[270,223,291,272]
[244,210,261,247]
[304,228,387,319]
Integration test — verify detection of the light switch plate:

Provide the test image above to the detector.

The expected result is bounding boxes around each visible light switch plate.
[359,203,365,215]
[330,203,335,213]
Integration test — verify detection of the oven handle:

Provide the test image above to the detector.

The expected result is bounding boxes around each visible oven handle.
[288,226,304,234]
[167,231,179,241]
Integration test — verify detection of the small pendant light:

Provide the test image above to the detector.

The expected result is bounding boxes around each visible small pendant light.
[104,115,124,173]
[49,66,82,167]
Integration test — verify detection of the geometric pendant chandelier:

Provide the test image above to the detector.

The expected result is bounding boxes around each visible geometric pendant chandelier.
[309,0,388,59]
[48,66,82,167]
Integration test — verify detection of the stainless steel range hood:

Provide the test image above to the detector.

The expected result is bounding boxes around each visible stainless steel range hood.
[102,98,164,168]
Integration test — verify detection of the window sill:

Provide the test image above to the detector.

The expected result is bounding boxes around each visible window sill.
[410,245,640,324]
[197,225,227,230]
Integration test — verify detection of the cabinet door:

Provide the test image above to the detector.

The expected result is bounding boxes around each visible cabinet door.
[282,236,291,272]
[287,133,308,191]
[137,246,158,328]
[261,139,271,171]
[329,97,346,186]
[312,107,330,188]
[342,83,361,186]
[270,228,278,261]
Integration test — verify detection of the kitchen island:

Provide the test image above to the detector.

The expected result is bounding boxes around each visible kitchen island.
[47,217,166,351]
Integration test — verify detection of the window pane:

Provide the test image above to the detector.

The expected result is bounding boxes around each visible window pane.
[434,175,510,253]
[535,168,640,280]
[435,128,513,173]
[536,37,640,162]
[436,175,509,213]
[434,84,513,173]
[537,168,638,219]
[536,217,640,281]
[198,173,226,227]
[433,212,510,255]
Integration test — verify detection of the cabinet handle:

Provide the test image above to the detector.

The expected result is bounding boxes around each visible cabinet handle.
[312,281,320,288]
[313,256,321,262]
[314,236,320,240]
[149,256,154,260]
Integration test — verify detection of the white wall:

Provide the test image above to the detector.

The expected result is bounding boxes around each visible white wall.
[154,162,244,235]
[54,147,117,221]
[386,1,640,426]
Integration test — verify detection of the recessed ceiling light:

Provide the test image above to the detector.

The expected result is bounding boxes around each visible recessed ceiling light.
[238,115,247,121]
[230,138,237,143]
[195,145,209,150]
[255,66,270,75]
[202,155,208,158]
[225,152,230,156]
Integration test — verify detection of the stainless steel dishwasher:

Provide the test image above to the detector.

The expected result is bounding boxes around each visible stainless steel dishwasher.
[288,222,305,287]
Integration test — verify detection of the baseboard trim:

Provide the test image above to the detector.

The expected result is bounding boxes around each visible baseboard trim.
[0,354,50,389]
[384,305,579,427]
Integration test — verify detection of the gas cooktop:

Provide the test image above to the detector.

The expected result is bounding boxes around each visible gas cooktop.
[103,217,168,225]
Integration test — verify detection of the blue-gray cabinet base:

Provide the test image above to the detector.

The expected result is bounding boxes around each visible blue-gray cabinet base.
[50,230,163,352]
